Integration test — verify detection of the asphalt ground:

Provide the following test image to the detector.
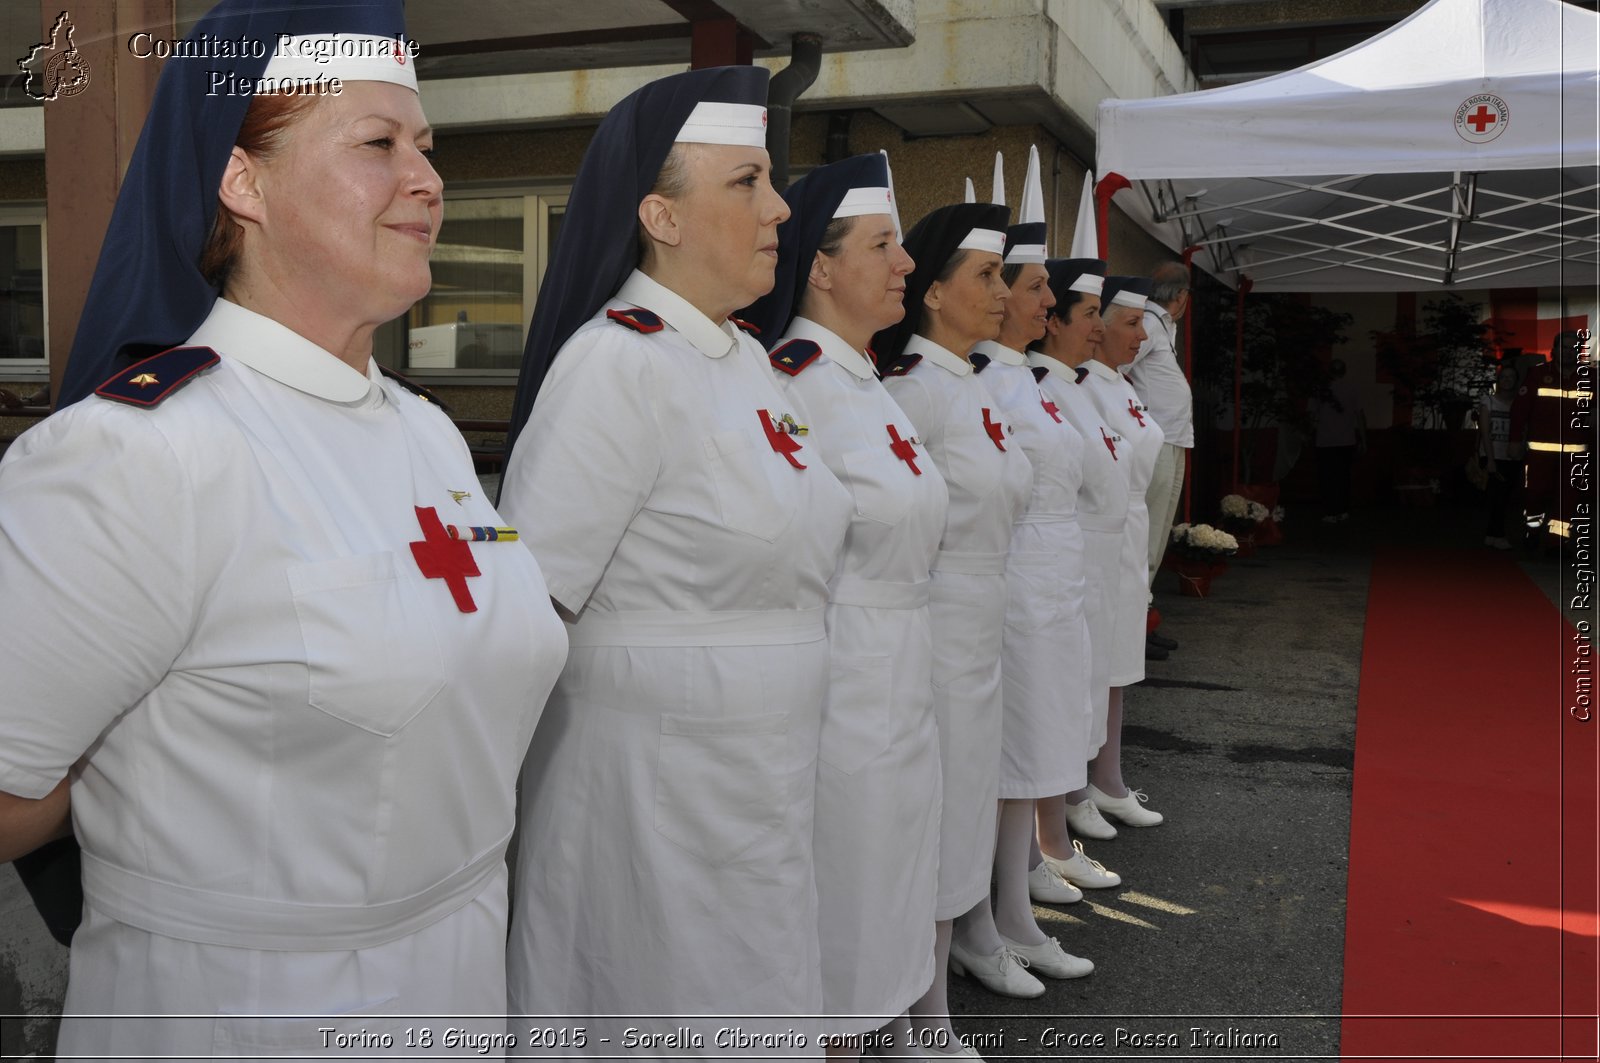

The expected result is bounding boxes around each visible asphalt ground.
[2,497,1581,1061]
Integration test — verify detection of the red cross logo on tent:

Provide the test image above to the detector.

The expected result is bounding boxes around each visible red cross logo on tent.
[1455,94,1508,143]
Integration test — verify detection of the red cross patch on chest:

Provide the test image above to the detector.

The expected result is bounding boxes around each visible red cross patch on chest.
[888,424,921,474]
[1127,398,1147,427]
[1041,396,1062,423]
[982,408,1007,451]
[758,409,806,469]
[1101,427,1119,460]
[411,505,480,612]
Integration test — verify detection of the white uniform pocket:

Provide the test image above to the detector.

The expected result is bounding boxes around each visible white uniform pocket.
[818,653,893,775]
[840,445,914,528]
[287,553,446,737]
[654,710,789,866]
[705,428,794,542]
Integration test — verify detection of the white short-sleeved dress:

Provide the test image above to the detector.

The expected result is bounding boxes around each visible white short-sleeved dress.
[769,318,948,1033]
[500,272,852,1054]
[972,343,1093,797]
[0,299,567,1058]
[1030,354,1128,752]
[1079,359,1165,688]
[882,336,1031,919]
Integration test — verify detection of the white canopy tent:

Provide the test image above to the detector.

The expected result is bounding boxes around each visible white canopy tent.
[1095,0,1599,293]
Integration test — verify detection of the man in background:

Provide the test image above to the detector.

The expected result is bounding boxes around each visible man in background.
[1128,262,1193,660]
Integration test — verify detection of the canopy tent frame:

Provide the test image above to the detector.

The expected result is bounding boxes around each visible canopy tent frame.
[1095,0,1599,294]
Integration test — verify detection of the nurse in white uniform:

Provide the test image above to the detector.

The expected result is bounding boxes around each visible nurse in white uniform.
[1028,258,1132,884]
[0,2,567,1057]
[874,201,1032,1059]
[500,67,852,1055]
[741,152,948,1058]
[1066,275,1168,829]
[962,150,1095,987]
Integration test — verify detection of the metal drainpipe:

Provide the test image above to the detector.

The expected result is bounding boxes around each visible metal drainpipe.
[766,33,822,191]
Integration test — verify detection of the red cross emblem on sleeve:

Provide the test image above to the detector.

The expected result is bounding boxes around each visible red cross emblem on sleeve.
[1041,396,1062,423]
[888,424,921,474]
[410,505,480,613]
[982,408,1007,451]
[1127,398,1146,427]
[757,409,806,469]
[1101,427,1119,460]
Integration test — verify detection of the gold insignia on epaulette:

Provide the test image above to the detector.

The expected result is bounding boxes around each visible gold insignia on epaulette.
[130,373,159,387]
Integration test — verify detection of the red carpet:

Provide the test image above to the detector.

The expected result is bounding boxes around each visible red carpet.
[1342,548,1598,1060]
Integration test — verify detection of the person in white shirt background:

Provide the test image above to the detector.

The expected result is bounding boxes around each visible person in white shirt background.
[1125,262,1193,661]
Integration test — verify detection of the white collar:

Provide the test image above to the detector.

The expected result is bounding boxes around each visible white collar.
[615,270,739,359]
[1026,351,1076,383]
[1083,357,1124,383]
[905,334,972,377]
[974,340,1027,366]
[784,317,874,380]
[187,298,378,403]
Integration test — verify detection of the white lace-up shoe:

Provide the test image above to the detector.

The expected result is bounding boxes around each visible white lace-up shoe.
[1027,861,1083,904]
[998,934,1094,979]
[1086,783,1164,826]
[948,939,1045,998]
[1064,798,1118,839]
[1044,840,1122,889]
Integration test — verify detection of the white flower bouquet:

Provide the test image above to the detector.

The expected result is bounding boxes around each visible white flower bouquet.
[1220,494,1270,523]
[1169,522,1240,562]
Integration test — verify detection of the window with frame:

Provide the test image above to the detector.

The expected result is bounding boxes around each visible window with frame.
[0,207,47,378]
[385,187,567,380]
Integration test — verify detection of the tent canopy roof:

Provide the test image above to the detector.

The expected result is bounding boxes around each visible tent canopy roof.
[1095,0,1599,291]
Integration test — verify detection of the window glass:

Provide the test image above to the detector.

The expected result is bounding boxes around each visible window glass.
[0,221,46,372]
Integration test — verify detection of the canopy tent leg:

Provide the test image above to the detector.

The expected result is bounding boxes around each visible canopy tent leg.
[1231,276,1253,489]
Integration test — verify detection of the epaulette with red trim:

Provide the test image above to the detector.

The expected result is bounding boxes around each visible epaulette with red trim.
[1074,366,1090,384]
[606,307,664,333]
[877,352,923,379]
[730,316,761,336]
[379,365,454,415]
[970,353,992,374]
[1032,366,1050,384]
[769,339,822,377]
[94,346,219,408]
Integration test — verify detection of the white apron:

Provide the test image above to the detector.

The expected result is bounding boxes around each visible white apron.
[1080,360,1166,688]
[1031,354,1129,753]
[882,336,1031,919]
[0,299,567,1059]
[500,273,852,1056]
[771,318,948,1034]
[973,344,1092,798]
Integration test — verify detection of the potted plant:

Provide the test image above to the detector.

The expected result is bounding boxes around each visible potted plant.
[1165,523,1240,597]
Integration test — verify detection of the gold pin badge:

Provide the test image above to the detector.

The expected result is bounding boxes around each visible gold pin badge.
[130,373,159,387]
[449,489,472,505]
